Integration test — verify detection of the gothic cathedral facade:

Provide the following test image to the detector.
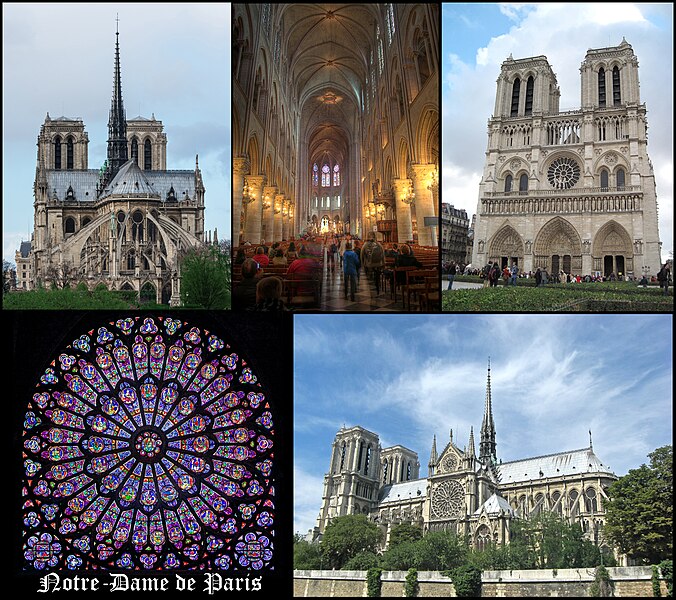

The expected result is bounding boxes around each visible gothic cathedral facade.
[15,29,206,304]
[314,363,617,550]
[471,40,661,279]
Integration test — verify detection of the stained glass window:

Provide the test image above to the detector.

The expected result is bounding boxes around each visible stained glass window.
[321,164,330,187]
[312,163,319,187]
[386,5,396,46]
[333,164,340,187]
[22,316,274,571]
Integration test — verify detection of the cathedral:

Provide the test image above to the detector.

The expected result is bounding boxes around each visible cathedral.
[471,40,662,279]
[15,27,206,304]
[314,362,617,551]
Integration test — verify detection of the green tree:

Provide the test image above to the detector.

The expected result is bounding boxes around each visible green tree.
[380,540,419,571]
[389,523,423,548]
[320,515,382,569]
[343,551,380,570]
[412,530,467,571]
[180,243,230,309]
[293,534,323,570]
[509,512,602,569]
[603,445,673,564]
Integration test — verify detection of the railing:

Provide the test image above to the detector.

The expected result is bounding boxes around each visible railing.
[485,185,640,198]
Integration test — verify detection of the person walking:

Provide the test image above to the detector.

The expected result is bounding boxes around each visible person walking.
[361,233,385,296]
[510,262,519,286]
[447,261,457,290]
[482,261,493,288]
[657,263,671,295]
[343,242,360,301]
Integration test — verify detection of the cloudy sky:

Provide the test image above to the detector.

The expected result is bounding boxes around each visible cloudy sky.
[294,314,673,535]
[442,3,673,263]
[2,3,230,264]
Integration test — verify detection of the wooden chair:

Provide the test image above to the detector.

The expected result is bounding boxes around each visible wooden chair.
[403,269,438,311]
[418,276,440,312]
[392,266,418,302]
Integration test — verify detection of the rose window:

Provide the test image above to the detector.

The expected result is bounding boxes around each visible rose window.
[22,316,274,571]
[441,454,457,473]
[431,480,464,519]
[547,157,580,189]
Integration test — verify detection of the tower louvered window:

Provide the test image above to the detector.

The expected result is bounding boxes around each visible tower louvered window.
[66,137,74,170]
[598,68,606,107]
[54,137,61,170]
[511,78,520,117]
[525,76,534,115]
[144,139,152,170]
[612,66,621,105]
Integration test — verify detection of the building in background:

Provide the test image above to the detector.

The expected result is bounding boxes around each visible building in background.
[441,202,469,266]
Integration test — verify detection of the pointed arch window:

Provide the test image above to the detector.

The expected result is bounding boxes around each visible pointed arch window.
[525,77,534,115]
[616,168,625,190]
[340,442,346,470]
[386,4,396,46]
[54,136,62,170]
[511,78,521,117]
[64,217,75,234]
[321,164,330,187]
[127,250,136,270]
[406,462,411,481]
[66,136,74,170]
[333,164,340,186]
[312,163,319,187]
[377,26,384,76]
[612,66,621,105]
[600,169,609,190]
[144,139,152,170]
[364,446,371,476]
[519,173,528,193]
[505,174,513,193]
[382,461,388,483]
[598,68,606,107]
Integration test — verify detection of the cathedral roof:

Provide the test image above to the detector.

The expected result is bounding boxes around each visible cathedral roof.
[100,160,159,198]
[47,170,100,201]
[498,447,614,484]
[378,479,426,503]
[44,168,197,202]
[20,241,32,258]
[474,493,515,516]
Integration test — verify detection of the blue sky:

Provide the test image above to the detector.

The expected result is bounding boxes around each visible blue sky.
[294,314,673,535]
[442,3,673,263]
[2,3,231,264]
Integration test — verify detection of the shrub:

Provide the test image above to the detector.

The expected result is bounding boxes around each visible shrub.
[590,565,613,597]
[366,567,382,597]
[404,568,419,597]
[444,565,482,597]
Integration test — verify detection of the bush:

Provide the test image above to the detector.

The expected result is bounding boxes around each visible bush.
[366,568,382,597]
[445,565,482,597]
[658,559,672,597]
[404,568,419,597]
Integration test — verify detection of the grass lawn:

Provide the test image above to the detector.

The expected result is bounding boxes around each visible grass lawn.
[442,281,673,312]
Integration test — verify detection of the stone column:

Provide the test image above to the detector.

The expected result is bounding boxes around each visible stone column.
[262,185,277,244]
[243,175,266,246]
[393,178,414,244]
[288,199,295,238]
[411,164,438,246]
[281,200,290,241]
[273,194,284,242]
[232,157,249,246]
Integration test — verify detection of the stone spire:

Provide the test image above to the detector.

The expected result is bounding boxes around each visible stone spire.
[103,16,128,190]
[468,426,476,458]
[427,435,439,475]
[479,357,497,464]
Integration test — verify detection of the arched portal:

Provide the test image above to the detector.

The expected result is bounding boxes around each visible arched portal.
[488,224,524,269]
[533,217,583,274]
[592,220,633,277]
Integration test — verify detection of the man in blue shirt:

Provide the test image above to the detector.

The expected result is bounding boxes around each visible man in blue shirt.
[343,242,360,301]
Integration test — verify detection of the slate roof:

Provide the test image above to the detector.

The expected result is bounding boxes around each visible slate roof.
[498,447,614,484]
[45,164,196,202]
[20,241,32,258]
[378,479,427,503]
[101,160,159,198]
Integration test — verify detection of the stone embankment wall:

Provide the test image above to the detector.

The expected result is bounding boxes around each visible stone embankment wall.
[294,566,667,597]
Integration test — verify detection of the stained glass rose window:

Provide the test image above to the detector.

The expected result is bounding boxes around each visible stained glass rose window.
[21,316,274,571]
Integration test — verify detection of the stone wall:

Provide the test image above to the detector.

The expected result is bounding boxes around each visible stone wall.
[294,566,666,597]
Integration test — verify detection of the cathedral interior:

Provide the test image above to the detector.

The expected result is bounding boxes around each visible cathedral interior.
[232,4,440,311]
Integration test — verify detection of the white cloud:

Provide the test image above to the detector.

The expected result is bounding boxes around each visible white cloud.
[294,466,324,536]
